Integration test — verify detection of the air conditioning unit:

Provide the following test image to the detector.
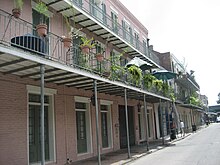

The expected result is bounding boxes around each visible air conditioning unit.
[95,0,103,5]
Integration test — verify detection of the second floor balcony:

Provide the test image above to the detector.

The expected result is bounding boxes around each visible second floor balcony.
[0,8,171,101]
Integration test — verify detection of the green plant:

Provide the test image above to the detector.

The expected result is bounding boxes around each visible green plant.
[35,1,49,23]
[109,53,125,81]
[154,79,163,91]
[14,0,23,10]
[170,92,176,102]
[127,65,143,86]
[162,82,169,95]
[143,74,156,89]
[80,36,96,48]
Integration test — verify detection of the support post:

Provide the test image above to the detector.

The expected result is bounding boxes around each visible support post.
[160,99,165,145]
[143,94,149,151]
[124,88,131,158]
[94,80,101,165]
[40,64,45,165]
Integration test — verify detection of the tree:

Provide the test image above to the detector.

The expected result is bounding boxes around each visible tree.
[217,93,220,104]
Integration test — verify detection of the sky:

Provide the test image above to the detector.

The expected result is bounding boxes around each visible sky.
[119,0,220,105]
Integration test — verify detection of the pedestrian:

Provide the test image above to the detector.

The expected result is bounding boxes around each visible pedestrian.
[180,120,185,137]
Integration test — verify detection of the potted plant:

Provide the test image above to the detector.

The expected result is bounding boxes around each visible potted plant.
[62,15,72,48]
[12,0,23,18]
[80,36,96,54]
[127,65,143,86]
[95,44,104,62]
[143,73,156,89]
[34,1,49,37]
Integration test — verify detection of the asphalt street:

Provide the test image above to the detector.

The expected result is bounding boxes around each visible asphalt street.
[129,123,220,165]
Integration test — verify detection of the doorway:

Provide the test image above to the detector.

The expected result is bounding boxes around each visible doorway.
[118,105,135,148]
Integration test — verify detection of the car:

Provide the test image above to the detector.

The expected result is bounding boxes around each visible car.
[216,116,220,123]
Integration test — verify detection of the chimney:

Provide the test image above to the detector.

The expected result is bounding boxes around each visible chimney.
[149,45,153,51]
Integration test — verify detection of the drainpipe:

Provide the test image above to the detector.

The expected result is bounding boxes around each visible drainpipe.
[94,80,101,165]
[143,94,149,151]
[40,64,45,165]
[124,88,131,158]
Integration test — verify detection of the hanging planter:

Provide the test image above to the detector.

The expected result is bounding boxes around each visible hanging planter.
[62,37,71,48]
[12,8,21,18]
[12,0,23,19]
[34,1,50,37]
[96,53,104,62]
[80,36,95,55]
[36,24,48,37]
[81,45,90,54]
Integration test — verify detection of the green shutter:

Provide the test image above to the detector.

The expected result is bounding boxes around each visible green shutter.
[102,3,107,24]
[122,20,126,39]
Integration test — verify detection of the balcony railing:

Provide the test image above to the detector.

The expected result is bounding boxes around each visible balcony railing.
[71,0,160,65]
[0,8,170,98]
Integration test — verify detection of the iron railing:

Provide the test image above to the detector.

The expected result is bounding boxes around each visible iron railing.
[0,8,170,98]
[71,0,160,65]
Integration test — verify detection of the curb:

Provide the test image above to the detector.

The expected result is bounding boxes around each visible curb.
[122,133,191,165]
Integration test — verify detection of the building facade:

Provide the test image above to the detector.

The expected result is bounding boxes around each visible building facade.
[0,0,205,165]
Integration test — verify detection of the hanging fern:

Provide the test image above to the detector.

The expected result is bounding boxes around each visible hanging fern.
[127,65,143,86]
[143,74,156,89]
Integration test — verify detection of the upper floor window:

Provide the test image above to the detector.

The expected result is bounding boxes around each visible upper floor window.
[111,8,118,34]
[122,19,131,42]
[134,29,140,50]
[143,37,147,56]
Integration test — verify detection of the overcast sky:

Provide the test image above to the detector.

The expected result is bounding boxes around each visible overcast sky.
[119,0,220,105]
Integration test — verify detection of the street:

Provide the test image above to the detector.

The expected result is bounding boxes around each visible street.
[129,123,220,165]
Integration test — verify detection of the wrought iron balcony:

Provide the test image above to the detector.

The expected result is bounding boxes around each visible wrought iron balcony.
[44,0,160,66]
[0,8,170,99]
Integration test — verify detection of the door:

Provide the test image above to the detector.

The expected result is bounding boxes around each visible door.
[76,111,87,153]
[29,105,49,163]
[119,105,135,149]
[101,111,109,148]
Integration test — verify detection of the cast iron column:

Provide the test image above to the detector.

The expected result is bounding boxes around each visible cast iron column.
[40,64,45,165]
[143,94,149,151]
[94,80,101,165]
[124,88,131,158]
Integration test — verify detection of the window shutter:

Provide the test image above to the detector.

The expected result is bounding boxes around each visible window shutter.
[122,20,126,39]
[102,3,107,24]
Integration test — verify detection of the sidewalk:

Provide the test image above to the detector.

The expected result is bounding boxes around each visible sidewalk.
[71,125,206,165]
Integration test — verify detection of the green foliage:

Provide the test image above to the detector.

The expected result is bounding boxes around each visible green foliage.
[143,74,156,89]
[162,82,169,95]
[35,1,49,18]
[80,36,96,48]
[217,93,220,104]
[127,65,143,86]
[110,53,125,81]
[169,92,176,102]
[14,0,23,9]
[154,79,163,91]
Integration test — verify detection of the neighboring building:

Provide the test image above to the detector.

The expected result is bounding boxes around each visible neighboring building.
[0,0,205,165]
[152,49,204,133]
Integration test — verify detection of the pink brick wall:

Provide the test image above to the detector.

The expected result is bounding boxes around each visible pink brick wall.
[0,75,28,165]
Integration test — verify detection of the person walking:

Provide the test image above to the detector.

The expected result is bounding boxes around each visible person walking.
[180,120,185,137]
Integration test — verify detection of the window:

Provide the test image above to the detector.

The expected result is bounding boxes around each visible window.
[102,3,107,24]
[134,30,139,50]
[111,11,118,34]
[75,100,92,154]
[143,38,147,56]
[122,19,132,42]
[100,100,113,148]
[28,92,55,164]
[73,0,83,8]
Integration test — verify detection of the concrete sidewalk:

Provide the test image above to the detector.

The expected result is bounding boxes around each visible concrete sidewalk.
[71,125,207,165]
